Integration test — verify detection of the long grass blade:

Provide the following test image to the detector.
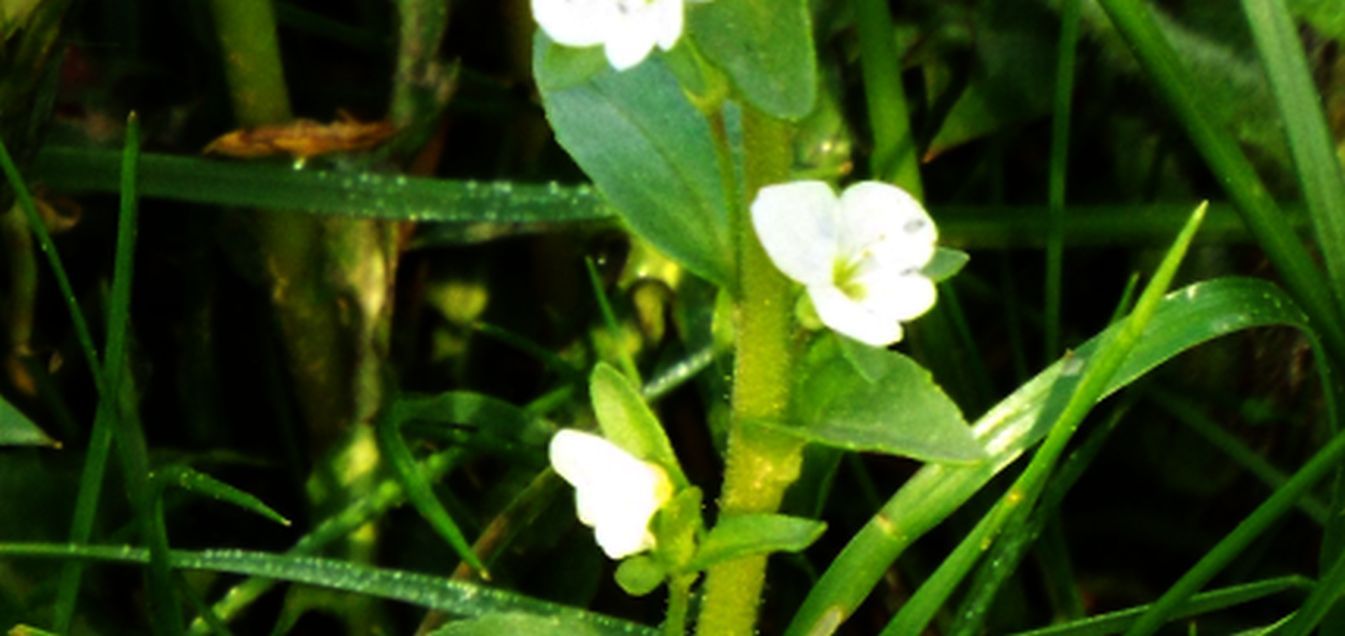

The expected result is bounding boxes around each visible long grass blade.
[32,145,610,224]
[950,400,1129,635]
[1240,0,1345,308]
[0,544,658,636]
[883,205,1205,635]
[1044,0,1083,361]
[849,0,921,194]
[1008,576,1310,636]
[784,275,1327,635]
[376,398,489,576]
[1094,0,1345,365]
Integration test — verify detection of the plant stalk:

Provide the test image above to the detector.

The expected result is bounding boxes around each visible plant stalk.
[695,109,804,635]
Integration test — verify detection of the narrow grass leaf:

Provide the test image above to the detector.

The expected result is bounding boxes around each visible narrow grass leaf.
[0,544,657,635]
[0,141,102,393]
[849,0,922,193]
[1281,538,1345,634]
[1095,0,1345,364]
[32,145,612,224]
[376,399,488,576]
[784,275,1324,635]
[432,613,615,636]
[1045,0,1083,360]
[1241,0,1345,310]
[186,447,470,634]
[950,401,1130,635]
[152,465,291,527]
[884,204,1205,635]
[1124,401,1345,635]
[1008,576,1310,636]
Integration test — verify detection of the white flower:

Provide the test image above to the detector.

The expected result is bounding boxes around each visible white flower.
[531,0,684,71]
[549,429,674,558]
[751,180,939,347]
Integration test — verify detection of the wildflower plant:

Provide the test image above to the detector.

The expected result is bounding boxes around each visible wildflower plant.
[3,1,1345,636]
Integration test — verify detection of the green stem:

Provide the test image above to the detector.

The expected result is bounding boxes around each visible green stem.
[208,0,291,125]
[695,109,803,636]
[851,0,921,194]
[664,574,694,636]
[1044,0,1082,361]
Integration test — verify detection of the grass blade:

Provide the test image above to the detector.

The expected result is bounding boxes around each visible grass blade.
[0,544,657,636]
[0,141,102,394]
[883,204,1205,635]
[1240,0,1345,306]
[1008,576,1311,636]
[1094,0,1345,365]
[784,275,1326,635]
[33,145,611,224]
[850,0,921,193]
[949,400,1129,635]
[1123,389,1345,634]
[376,398,489,576]
[1044,0,1082,360]
[151,465,292,527]
[107,113,183,634]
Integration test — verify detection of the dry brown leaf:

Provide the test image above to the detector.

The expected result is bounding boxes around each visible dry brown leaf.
[203,112,396,160]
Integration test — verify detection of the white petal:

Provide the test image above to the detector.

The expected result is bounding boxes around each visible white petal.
[855,268,938,322]
[837,181,936,269]
[751,181,841,286]
[604,24,660,71]
[652,0,685,50]
[808,285,904,347]
[548,429,672,559]
[531,0,617,47]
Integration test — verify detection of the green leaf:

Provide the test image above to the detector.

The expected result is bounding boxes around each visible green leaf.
[590,363,688,486]
[686,514,826,572]
[784,277,1325,636]
[0,396,55,447]
[614,556,666,597]
[33,145,613,226]
[0,544,658,636]
[778,336,984,463]
[922,248,969,283]
[152,465,290,527]
[534,34,733,286]
[653,487,703,570]
[378,400,488,575]
[432,613,615,636]
[687,0,818,120]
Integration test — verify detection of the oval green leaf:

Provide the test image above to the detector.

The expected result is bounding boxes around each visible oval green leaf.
[534,35,733,286]
[686,514,826,572]
[687,0,818,120]
[590,363,688,487]
[782,336,985,463]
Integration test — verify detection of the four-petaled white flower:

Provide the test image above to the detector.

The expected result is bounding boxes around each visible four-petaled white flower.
[751,180,939,347]
[549,429,674,559]
[531,0,685,71]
